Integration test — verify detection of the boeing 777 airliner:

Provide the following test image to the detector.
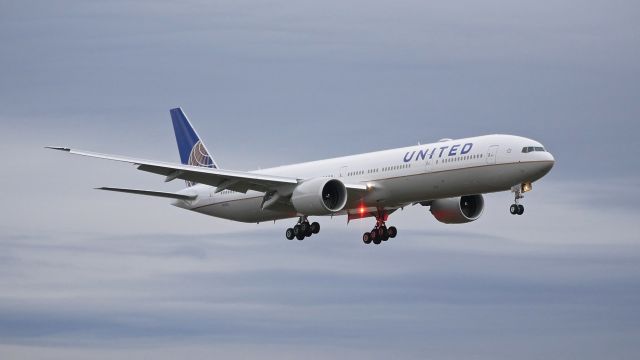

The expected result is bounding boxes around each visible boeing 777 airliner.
[48,108,555,245]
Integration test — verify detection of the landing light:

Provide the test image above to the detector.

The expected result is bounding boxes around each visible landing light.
[521,182,532,193]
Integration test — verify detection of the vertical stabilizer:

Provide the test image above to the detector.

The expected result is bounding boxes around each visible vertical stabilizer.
[169,108,219,186]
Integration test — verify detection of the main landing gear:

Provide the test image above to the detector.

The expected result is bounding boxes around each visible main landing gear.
[510,186,525,216]
[362,214,397,245]
[285,216,320,240]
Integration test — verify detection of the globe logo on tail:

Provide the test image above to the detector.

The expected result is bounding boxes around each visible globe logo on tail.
[186,140,215,187]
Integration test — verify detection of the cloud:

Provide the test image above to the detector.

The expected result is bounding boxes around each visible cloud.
[1,228,639,359]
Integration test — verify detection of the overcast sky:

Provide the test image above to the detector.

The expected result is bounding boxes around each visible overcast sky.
[1,0,639,359]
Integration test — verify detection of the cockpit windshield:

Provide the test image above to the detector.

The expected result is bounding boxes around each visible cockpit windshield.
[522,146,546,153]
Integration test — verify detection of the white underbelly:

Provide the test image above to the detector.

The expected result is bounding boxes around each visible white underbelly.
[184,162,542,223]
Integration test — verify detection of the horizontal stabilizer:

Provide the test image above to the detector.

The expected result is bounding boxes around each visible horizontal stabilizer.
[96,187,196,200]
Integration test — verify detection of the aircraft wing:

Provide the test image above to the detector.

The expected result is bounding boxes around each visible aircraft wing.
[46,147,368,194]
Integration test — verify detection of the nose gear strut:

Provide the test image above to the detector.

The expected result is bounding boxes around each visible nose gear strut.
[509,185,525,215]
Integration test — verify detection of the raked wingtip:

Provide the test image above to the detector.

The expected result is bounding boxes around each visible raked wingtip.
[45,146,71,152]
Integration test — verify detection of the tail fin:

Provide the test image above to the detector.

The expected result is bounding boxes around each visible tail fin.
[170,107,219,169]
[170,108,219,187]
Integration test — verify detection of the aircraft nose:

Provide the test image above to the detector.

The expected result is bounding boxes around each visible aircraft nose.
[547,151,555,165]
[540,152,555,173]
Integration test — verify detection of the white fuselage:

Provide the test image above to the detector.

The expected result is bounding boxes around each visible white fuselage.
[174,134,555,223]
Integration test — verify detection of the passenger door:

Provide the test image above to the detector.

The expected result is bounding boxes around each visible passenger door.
[486,145,499,164]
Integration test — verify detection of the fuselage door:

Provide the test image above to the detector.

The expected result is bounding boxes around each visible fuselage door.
[339,166,349,177]
[425,157,433,172]
[486,145,499,164]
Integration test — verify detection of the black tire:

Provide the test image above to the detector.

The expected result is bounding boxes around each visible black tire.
[510,204,518,215]
[370,228,378,241]
[296,232,305,240]
[363,232,372,244]
[388,226,397,238]
[311,222,320,234]
[285,228,295,240]
[293,225,302,235]
[381,227,389,241]
[517,204,524,215]
[300,222,310,235]
[373,237,382,245]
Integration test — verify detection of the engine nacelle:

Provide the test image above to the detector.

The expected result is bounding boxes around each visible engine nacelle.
[430,194,484,224]
[291,178,348,215]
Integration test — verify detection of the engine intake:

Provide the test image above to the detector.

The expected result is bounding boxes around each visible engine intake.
[430,194,484,224]
[291,178,348,215]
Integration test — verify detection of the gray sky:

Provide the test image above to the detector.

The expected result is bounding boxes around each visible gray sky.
[1,0,639,359]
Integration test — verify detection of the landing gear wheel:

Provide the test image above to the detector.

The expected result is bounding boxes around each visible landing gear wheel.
[363,232,372,244]
[287,217,319,242]
[310,222,320,234]
[388,226,397,238]
[510,204,518,215]
[517,204,524,215]
[369,228,378,242]
[381,227,389,241]
[285,228,295,240]
[300,222,310,236]
[362,210,398,244]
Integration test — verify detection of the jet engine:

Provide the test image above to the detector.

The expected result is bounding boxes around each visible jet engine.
[290,178,348,215]
[430,194,484,224]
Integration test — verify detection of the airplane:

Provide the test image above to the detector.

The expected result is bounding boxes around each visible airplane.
[47,108,555,245]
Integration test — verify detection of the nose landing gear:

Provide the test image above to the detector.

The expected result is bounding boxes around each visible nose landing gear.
[510,203,524,215]
[285,217,320,240]
[509,185,525,215]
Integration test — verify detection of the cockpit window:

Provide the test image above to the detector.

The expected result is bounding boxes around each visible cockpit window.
[522,146,546,153]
